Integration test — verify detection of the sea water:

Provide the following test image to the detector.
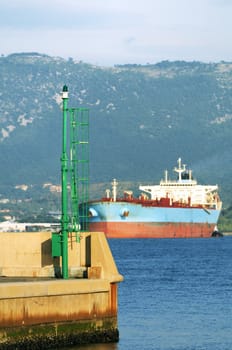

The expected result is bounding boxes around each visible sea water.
[60,237,232,350]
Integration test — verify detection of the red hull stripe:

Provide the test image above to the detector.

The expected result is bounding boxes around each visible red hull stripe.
[89,222,214,238]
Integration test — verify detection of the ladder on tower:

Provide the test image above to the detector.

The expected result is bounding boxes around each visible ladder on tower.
[69,107,89,238]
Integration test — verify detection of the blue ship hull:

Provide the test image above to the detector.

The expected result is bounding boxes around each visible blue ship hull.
[86,201,221,238]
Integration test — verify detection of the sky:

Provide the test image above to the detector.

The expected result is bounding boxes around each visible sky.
[0,0,232,66]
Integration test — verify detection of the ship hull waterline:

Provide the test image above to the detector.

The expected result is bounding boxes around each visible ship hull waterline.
[89,222,216,239]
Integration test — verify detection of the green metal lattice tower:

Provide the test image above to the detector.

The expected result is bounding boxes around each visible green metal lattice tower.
[59,85,89,279]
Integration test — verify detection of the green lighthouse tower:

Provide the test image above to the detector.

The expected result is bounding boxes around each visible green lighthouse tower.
[53,85,89,279]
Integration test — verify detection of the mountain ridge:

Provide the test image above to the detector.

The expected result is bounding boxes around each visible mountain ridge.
[0,53,232,206]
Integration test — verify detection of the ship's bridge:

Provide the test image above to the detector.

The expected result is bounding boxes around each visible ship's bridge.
[139,159,220,207]
[139,183,219,206]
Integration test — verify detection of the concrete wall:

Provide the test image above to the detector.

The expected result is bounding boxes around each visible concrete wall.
[0,231,123,349]
[0,231,123,281]
[0,279,113,327]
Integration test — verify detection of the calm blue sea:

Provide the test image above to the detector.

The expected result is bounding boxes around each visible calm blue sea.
[61,237,232,350]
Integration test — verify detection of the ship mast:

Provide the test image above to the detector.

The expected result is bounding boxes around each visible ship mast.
[174,158,186,181]
[112,179,118,202]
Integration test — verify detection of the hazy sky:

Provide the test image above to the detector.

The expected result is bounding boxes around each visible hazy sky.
[1,0,232,66]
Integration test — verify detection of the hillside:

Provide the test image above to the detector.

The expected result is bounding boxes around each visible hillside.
[0,53,232,219]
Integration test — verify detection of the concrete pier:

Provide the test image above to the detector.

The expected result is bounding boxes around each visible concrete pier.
[0,231,123,349]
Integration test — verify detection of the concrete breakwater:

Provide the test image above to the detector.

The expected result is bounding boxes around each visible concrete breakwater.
[0,231,123,349]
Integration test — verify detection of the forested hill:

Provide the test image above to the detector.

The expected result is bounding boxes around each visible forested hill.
[0,53,232,205]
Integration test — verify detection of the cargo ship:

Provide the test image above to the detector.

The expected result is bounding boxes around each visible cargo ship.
[81,158,222,238]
